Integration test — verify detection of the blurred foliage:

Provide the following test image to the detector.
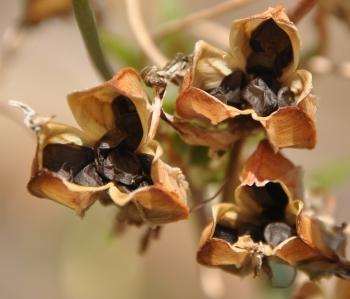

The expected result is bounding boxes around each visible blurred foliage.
[308,157,350,191]
[99,29,143,69]
[156,0,195,57]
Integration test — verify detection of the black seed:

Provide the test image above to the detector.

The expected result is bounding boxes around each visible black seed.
[277,86,295,107]
[112,96,143,151]
[43,143,94,180]
[213,224,238,244]
[264,222,292,246]
[102,147,143,185]
[208,70,247,108]
[73,163,105,187]
[138,153,154,177]
[241,78,278,116]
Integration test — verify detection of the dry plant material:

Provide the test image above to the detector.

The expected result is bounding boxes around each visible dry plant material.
[176,7,316,151]
[17,3,350,287]
[28,68,189,224]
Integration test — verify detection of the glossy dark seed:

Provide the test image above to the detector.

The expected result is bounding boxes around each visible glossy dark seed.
[241,78,278,116]
[213,224,238,244]
[208,70,247,108]
[43,143,95,180]
[264,222,292,246]
[277,86,295,107]
[73,163,104,186]
[112,96,143,151]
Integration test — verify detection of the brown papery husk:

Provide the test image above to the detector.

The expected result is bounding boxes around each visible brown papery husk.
[197,203,272,276]
[68,67,153,151]
[176,40,316,150]
[27,122,112,215]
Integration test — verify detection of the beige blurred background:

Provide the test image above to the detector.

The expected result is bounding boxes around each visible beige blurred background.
[0,1,350,298]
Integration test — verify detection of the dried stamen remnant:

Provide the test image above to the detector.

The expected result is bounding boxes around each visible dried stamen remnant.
[213,224,238,244]
[42,96,153,191]
[264,222,293,246]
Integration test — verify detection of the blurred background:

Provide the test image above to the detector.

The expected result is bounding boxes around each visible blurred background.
[1,0,350,298]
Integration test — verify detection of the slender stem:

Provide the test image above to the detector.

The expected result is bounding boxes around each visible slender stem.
[153,0,257,39]
[73,0,114,80]
[222,139,244,202]
[288,0,319,24]
[125,0,167,67]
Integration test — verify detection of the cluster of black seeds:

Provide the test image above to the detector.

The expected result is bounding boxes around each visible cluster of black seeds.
[213,182,294,247]
[43,96,153,192]
[207,19,295,117]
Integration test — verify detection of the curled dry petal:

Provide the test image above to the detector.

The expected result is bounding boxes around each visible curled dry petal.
[229,6,301,81]
[68,68,152,150]
[111,152,190,225]
[27,122,112,215]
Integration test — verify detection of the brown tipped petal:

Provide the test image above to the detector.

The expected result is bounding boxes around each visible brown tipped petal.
[169,117,241,156]
[131,186,190,225]
[68,67,151,146]
[275,236,321,265]
[109,158,190,225]
[262,96,316,149]
[197,238,249,267]
[240,140,297,185]
[297,212,347,259]
[28,170,111,215]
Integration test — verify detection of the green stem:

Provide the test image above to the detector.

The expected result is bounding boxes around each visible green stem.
[222,139,244,202]
[73,0,114,80]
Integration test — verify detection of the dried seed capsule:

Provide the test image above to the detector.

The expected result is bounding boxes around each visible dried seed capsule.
[264,222,292,246]
[213,224,238,244]
[242,78,278,116]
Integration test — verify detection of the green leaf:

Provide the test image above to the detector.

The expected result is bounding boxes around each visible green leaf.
[308,157,350,191]
[73,0,114,80]
[99,29,142,69]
